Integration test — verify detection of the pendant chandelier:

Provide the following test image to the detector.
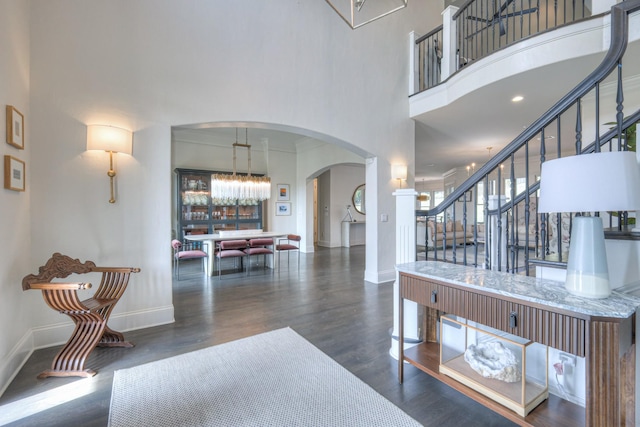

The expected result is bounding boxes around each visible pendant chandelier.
[211,129,271,202]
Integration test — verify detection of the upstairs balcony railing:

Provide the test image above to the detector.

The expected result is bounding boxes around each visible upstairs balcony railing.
[413,0,605,93]
[416,0,640,275]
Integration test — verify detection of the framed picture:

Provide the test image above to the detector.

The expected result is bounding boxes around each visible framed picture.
[277,184,290,201]
[6,105,24,149]
[457,190,472,202]
[276,202,291,216]
[4,155,25,191]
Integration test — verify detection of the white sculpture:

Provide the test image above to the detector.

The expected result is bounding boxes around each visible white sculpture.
[464,341,521,383]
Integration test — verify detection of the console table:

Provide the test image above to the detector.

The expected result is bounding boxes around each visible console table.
[341,221,365,247]
[397,261,639,426]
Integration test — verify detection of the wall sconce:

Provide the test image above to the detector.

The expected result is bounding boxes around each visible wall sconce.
[86,125,133,204]
[391,164,407,188]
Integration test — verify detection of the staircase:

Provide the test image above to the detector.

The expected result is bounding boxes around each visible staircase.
[416,0,640,276]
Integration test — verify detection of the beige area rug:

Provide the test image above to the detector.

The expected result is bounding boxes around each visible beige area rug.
[109,327,421,426]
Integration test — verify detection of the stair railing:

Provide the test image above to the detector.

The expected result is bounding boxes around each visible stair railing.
[417,0,640,275]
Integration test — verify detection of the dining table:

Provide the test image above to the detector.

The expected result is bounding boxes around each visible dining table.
[184,230,289,275]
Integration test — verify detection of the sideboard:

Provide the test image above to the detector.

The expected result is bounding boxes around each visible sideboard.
[396,261,640,426]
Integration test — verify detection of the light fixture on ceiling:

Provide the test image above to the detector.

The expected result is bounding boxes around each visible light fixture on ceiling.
[512,95,524,102]
[210,129,271,202]
[466,162,476,176]
[86,125,133,204]
[539,151,640,299]
[325,0,408,29]
[417,179,430,202]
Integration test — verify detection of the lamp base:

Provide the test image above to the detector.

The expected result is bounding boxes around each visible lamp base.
[564,216,611,299]
[565,272,611,299]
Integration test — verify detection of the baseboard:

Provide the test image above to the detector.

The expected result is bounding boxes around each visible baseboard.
[0,331,34,398]
[364,268,395,284]
[0,305,174,397]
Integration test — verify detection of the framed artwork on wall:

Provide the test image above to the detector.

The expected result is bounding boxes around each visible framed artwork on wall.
[277,184,290,201]
[6,105,24,149]
[276,202,291,216]
[4,155,25,191]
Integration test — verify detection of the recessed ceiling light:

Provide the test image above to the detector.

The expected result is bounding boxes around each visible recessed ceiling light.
[512,95,524,102]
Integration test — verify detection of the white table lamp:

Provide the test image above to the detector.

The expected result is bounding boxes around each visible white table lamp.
[538,151,640,298]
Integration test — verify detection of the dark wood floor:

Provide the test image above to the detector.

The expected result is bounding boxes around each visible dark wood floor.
[0,246,516,426]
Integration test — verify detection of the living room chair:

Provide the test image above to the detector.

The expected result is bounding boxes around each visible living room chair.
[22,253,140,378]
[275,234,301,271]
[172,239,208,280]
[216,239,248,278]
[244,238,274,275]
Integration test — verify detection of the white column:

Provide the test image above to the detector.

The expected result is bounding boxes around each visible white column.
[390,188,420,359]
[409,31,418,95]
[488,195,507,270]
[441,6,459,80]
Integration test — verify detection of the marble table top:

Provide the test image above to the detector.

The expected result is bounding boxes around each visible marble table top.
[396,261,640,318]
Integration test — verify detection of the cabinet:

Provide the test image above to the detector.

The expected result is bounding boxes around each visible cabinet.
[175,168,263,239]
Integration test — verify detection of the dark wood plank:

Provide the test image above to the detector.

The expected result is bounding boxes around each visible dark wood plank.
[1,247,521,426]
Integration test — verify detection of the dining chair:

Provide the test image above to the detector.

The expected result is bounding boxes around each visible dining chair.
[216,240,248,278]
[244,238,274,275]
[275,234,301,271]
[172,239,208,280]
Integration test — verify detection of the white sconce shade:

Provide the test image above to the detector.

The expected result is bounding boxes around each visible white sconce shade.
[539,151,640,298]
[391,164,408,181]
[86,124,133,204]
[87,125,133,155]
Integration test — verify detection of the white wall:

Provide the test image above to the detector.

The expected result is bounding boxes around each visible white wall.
[0,0,439,392]
[0,0,438,393]
[0,0,31,395]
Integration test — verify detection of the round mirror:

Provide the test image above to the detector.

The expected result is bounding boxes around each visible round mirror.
[352,184,365,215]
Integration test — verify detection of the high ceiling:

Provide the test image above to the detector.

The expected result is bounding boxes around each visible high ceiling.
[174,31,640,184]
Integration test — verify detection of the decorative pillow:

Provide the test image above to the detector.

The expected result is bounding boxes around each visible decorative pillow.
[436,223,444,233]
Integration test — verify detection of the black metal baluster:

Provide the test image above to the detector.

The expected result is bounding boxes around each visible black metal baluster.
[484,174,490,269]
[575,98,582,154]
[497,164,503,271]
[524,141,531,274]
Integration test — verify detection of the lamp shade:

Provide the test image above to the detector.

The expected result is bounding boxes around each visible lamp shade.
[538,151,640,213]
[538,151,640,299]
[87,125,133,155]
[391,164,407,181]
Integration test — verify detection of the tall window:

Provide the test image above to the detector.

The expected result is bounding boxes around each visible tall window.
[504,177,527,202]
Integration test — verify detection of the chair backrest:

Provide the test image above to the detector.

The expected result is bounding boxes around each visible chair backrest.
[249,238,274,247]
[219,240,248,250]
[288,234,301,242]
